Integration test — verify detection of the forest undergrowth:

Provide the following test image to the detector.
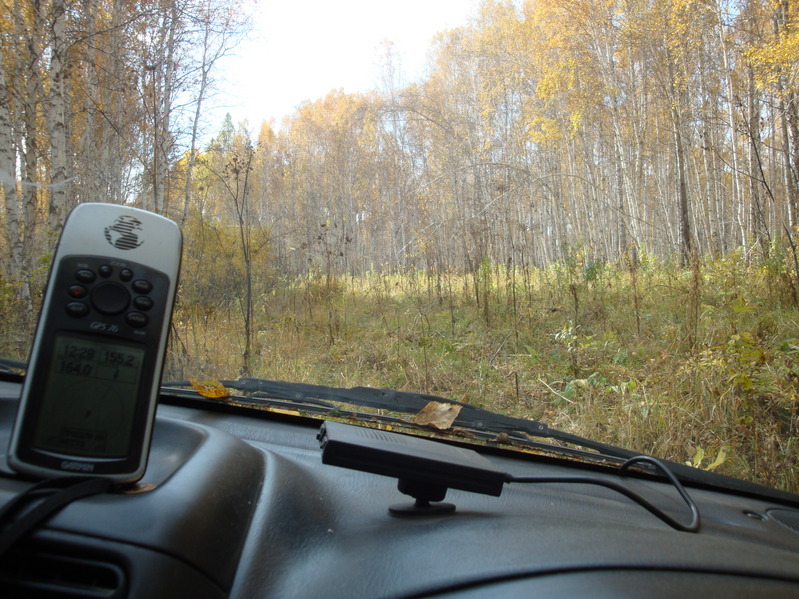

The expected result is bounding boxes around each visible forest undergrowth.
[161,247,799,493]
[4,247,799,493]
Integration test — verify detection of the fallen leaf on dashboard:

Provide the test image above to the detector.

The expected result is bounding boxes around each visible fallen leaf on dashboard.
[412,401,462,430]
[188,376,230,399]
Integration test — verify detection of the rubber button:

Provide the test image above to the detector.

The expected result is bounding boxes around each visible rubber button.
[98,265,113,277]
[131,280,152,294]
[125,312,148,328]
[120,268,133,282]
[68,285,87,299]
[75,269,96,283]
[66,302,89,317]
[133,296,153,311]
[91,282,130,315]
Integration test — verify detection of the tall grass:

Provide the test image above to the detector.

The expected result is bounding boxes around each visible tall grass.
[3,248,798,492]
[160,250,799,493]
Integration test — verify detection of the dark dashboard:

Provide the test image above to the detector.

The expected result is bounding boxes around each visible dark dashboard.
[2,380,799,598]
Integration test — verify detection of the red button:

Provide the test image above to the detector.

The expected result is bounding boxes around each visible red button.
[68,285,87,299]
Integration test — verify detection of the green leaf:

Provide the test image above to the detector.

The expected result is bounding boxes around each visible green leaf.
[730,296,754,314]
[730,373,754,391]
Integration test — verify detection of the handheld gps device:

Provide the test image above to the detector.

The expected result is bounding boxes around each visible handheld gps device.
[8,203,182,483]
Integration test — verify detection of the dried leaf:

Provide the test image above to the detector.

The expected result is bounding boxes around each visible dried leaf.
[188,376,230,399]
[412,401,462,430]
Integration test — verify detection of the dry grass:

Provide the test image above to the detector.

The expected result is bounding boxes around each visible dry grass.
[163,251,799,493]
[3,246,796,491]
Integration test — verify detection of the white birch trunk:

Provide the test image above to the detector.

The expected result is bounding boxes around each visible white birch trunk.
[46,0,70,229]
[0,46,25,276]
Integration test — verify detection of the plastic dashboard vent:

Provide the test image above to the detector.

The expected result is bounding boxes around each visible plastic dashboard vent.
[0,544,126,598]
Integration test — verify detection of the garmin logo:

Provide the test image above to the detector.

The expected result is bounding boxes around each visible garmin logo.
[104,215,144,250]
[61,460,95,472]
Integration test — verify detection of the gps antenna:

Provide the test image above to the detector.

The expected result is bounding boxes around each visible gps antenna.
[317,421,505,516]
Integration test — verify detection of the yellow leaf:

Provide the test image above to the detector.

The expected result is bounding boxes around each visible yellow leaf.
[412,401,462,430]
[188,376,230,399]
[706,448,727,472]
[264,407,303,417]
[691,445,705,468]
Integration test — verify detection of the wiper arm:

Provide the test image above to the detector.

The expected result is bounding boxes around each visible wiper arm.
[0,358,26,383]
[176,378,799,507]
[161,377,638,460]
[0,361,638,461]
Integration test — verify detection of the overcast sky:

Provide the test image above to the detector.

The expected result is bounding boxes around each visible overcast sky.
[213,0,480,130]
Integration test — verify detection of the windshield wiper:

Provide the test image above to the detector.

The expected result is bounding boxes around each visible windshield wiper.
[0,358,26,382]
[2,360,798,505]
[161,377,639,461]
[159,376,799,508]
[0,359,633,460]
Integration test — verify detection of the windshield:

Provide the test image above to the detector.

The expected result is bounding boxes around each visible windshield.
[1,0,798,494]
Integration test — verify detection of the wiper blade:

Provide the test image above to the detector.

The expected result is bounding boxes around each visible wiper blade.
[161,377,638,460]
[161,377,799,507]
[0,358,26,382]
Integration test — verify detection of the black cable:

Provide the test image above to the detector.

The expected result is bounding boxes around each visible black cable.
[505,455,701,533]
[0,477,115,559]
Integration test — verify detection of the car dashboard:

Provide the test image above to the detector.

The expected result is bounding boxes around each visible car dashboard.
[2,380,799,598]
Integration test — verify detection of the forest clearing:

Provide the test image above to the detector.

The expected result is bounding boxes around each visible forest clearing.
[6,240,799,492]
[125,249,799,492]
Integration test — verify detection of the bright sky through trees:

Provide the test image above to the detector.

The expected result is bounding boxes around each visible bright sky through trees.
[218,0,480,127]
